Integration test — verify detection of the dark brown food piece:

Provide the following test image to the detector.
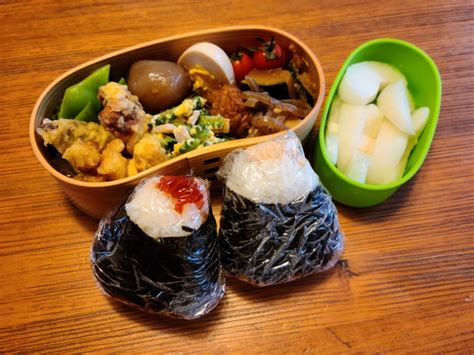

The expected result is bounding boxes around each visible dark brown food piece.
[128,60,191,114]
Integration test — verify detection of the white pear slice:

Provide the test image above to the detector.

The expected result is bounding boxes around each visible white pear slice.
[408,90,415,112]
[366,119,408,185]
[345,150,371,183]
[357,104,383,155]
[377,81,415,135]
[325,97,342,164]
[364,104,384,138]
[412,107,430,133]
[338,61,408,106]
[337,103,367,172]
[370,61,407,89]
[389,106,431,182]
[338,63,380,105]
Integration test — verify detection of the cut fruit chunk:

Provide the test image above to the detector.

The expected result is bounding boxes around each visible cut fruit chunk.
[344,150,371,183]
[338,61,407,105]
[325,96,342,164]
[412,106,430,134]
[366,119,408,185]
[389,106,431,182]
[363,104,384,139]
[377,81,415,135]
[338,63,380,105]
[359,104,384,155]
[408,89,415,112]
[337,103,367,172]
[370,61,407,89]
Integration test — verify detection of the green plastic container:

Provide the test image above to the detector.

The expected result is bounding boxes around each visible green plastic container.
[313,38,442,207]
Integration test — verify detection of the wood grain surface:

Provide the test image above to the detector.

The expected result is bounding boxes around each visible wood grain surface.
[1,0,473,353]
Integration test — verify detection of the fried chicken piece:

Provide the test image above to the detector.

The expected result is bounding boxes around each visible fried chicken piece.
[98,82,151,154]
[97,139,129,181]
[128,133,168,175]
[38,118,131,181]
[62,140,101,174]
[37,118,114,154]
[37,118,114,176]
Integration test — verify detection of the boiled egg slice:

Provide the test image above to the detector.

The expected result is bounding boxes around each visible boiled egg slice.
[178,42,235,85]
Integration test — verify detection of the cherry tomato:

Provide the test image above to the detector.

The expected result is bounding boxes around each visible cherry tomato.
[230,52,254,82]
[252,37,287,70]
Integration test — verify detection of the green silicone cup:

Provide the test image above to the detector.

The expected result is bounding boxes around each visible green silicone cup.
[313,38,442,207]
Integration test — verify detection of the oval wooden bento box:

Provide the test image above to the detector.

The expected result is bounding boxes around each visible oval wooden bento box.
[30,25,325,219]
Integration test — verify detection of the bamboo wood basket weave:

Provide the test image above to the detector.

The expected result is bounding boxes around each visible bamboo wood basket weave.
[30,26,325,219]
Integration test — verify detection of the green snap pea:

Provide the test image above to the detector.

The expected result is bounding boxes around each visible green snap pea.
[58,64,110,119]
[74,102,97,122]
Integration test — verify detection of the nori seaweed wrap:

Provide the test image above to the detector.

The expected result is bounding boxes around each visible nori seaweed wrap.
[91,176,225,319]
[217,132,344,286]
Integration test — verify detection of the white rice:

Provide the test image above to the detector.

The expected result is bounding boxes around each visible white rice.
[125,176,209,239]
[218,132,319,204]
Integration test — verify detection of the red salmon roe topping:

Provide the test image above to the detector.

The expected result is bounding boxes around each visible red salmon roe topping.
[156,176,205,214]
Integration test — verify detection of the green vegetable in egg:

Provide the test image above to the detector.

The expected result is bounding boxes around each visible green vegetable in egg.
[179,138,201,154]
[160,135,177,151]
[197,114,227,130]
[190,125,211,142]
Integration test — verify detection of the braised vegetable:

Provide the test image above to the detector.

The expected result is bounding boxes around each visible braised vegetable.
[242,68,296,99]
[242,91,311,118]
[128,60,191,113]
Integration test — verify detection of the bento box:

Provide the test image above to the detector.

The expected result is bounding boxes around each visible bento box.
[30,25,325,219]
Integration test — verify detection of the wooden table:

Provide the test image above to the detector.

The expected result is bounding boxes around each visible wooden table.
[1,0,473,352]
